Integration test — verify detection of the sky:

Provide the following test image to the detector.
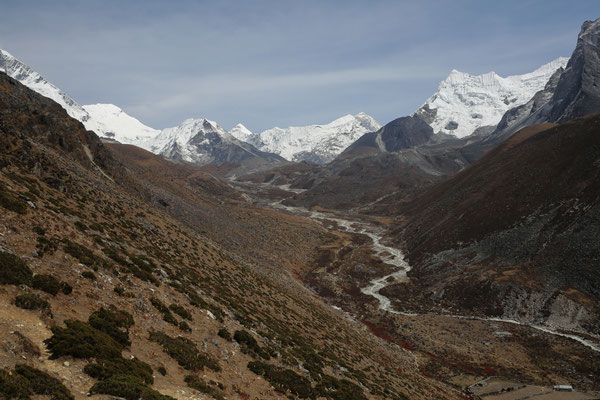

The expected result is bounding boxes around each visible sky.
[0,1,597,132]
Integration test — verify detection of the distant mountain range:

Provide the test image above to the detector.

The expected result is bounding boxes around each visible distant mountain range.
[0,45,572,167]
[148,118,285,165]
[272,18,600,214]
[0,48,380,166]
[230,112,382,164]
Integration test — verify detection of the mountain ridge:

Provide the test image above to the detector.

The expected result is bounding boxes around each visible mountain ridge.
[230,112,382,164]
[414,57,569,138]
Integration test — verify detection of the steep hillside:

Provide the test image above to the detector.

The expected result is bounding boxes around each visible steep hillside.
[484,67,564,143]
[105,143,323,273]
[548,18,600,122]
[487,17,600,143]
[396,114,600,334]
[0,71,464,399]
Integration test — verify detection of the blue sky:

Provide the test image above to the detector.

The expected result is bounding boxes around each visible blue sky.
[0,1,597,131]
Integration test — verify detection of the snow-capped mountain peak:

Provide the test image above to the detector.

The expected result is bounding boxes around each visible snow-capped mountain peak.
[82,103,159,145]
[234,112,381,164]
[415,57,569,138]
[0,48,90,122]
[150,118,226,163]
[154,118,224,147]
[0,48,161,147]
[149,118,284,165]
[228,123,253,143]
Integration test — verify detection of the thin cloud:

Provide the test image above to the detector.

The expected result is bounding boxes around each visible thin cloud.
[0,0,596,130]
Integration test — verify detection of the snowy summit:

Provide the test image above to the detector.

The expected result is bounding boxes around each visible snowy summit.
[231,112,381,164]
[82,104,159,145]
[414,57,569,138]
[0,48,90,123]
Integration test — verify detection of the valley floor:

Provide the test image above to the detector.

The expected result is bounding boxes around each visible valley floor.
[233,179,600,395]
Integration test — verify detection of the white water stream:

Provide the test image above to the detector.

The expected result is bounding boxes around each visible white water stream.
[273,203,600,353]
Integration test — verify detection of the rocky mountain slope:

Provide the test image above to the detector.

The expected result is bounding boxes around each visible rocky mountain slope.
[393,114,600,335]
[483,66,565,144]
[232,113,381,164]
[414,57,568,138]
[340,115,434,157]
[548,18,600,122]
[488,18,600,143]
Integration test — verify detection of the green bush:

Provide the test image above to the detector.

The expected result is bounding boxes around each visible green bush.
[0,188,27,214]
[290,346,324,379]
[130,254,155,273]
[150,297,169,313]
[63,240,95,266]
[32,274,61,296]
[247,361,314,399]
[74,221,88,231]
[150,297,178,325]
[44,311,173,400]
[60,281,72,295]
[163,312,178,326]
[0,251,32,286]
[174,284,224,322]
[179,320,192,332]
[102,247,129,266]
[217,327,232,341]
[36,236,59,256]
[14,364,74,400]
[169,303,192,320]
[0,368,32,399]
[103,248,158,283]
[157,366,167,376]
[82,271,96,280]
[234,330,270,360]
[234,330,257,348]
[89,374,175,400]
[84,357,153,384]
[88,307,134,346]
[184,375,225,400]
[314,375,367,400]
[149,331,220,372]
[45,320,123,359]
[15,293,50,311]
